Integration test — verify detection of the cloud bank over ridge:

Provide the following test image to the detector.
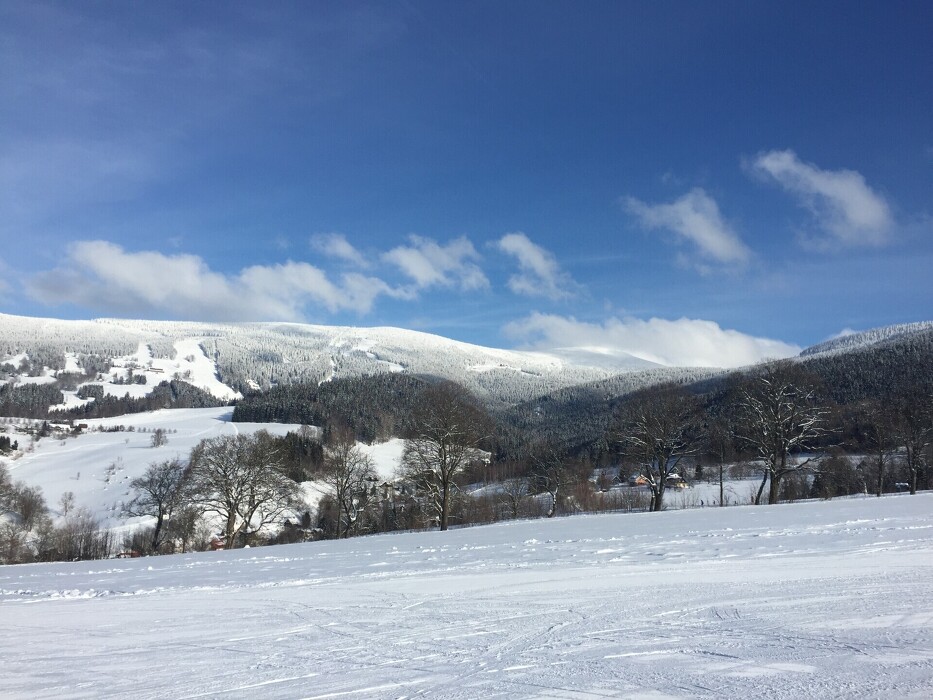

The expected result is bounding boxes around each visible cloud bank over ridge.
[505,313,800,368]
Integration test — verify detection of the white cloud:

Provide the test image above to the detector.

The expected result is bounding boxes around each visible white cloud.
[504,313,800,368]
[751,150,893,247]
[624,188,751,266]
[827,327,859,341]
[310,233,368,267]
[27,241,402,321]
[383,235,489,291]
[496,232,580,300]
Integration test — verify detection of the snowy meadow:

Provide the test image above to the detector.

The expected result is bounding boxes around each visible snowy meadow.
[3,494,932,699]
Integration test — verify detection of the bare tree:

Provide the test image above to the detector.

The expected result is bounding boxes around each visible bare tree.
[0,521,31,565]
[125,458,190,553]
[528,441,576,518]
[0,467,52,564]
[856,400,899,497]
[706,416,736,507]
[150,428,168,448]
[45,507,115,561]
[891,381,933,495]
[733,361,832,505]
[165,505,209,553]
[501,476,532,519]
[11,483,47,529]
[0,464,13,512]
[614,383,704,512]
[188,431,301,548]
[401,382,490,531]
[321,431,377,538]
[58,491,75,516]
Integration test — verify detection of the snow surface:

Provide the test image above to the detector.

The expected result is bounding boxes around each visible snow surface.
[101,340,241,401]
[4,408,302,527]
[3,495,932,699]
[360,438,405,482]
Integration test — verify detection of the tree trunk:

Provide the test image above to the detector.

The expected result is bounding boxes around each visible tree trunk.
[224,511,238,549]
[754,471,768,505]
[439,482,449,531]
[341,509,349,539]
[907,449,918,495]
[652,484,665,512]
[768,454,787,505]
[150,514,164,553]
[768,473,781,505]
[719,464,725,507]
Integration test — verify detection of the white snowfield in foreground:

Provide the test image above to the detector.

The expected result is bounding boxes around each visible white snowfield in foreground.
[3,495,933,699]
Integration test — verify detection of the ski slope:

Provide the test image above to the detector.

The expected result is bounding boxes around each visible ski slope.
[2,408,407,531]
[3,408,302,527]
[3,494,932,699]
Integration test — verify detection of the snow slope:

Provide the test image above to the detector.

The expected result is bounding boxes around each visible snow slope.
[94,339,241,401]
[3,408,302,527]
[2,494,932,699]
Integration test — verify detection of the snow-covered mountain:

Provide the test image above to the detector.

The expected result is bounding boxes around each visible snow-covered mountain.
[0,313,669,406]
[4,313,933,410]
[799,321,933,357]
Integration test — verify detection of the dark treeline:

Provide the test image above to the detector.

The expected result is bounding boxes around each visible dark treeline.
[54,380,225,420]
[0,383,65,419]
[232,373,433,443]
[0,375,224,421]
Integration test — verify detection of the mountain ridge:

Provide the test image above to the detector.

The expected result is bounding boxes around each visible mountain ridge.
[3,313,931,413]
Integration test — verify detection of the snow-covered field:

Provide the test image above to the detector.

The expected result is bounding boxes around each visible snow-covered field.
[3,494,932,699]
[2,408,406,529]
[2,408,303,528]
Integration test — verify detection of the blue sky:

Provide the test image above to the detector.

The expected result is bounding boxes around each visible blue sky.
[1,1,931,366]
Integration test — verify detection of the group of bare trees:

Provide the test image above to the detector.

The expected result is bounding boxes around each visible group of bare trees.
[612,359,933,511]
[125,431,303,552]
[613,362,840,512]
[112,363,930,551]
[846,385,933,498]
[393,366,904,527]
[0,464,116,564]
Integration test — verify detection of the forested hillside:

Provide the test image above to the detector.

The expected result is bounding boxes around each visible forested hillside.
[232,374,431,443]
